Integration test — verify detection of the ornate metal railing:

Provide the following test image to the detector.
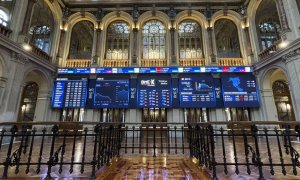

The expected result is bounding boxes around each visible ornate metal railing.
[66,59,91,67]
[141,59,167,67]
[217,58,244,66]
[0,24,12,37]
[103,59,129,67]
[179,58,205,66]
[0,121,299,179]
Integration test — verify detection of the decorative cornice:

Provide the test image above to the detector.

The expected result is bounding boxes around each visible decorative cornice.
[282,48,300,62]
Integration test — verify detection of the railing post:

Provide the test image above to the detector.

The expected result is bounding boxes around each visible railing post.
[46,125,59,179]
[251,125,265,180]
[2,125,18,178]
[208,125,218,180]
[91,124,100,178]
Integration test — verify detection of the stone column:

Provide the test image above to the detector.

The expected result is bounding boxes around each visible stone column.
[207,27,216,64]
[20,0,37,42]
[131,27,138,66]
[56,29,66,66]
[283,49,300,121]
[91,28,99,66]
[0,77,7,107]
[275,0,291,36]
[34,90,51,121]
[170,27,177,65]
[244,27,253,56]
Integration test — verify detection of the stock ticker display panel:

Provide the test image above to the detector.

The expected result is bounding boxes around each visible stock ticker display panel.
[52,78,88,108]
[222,74,260,108]
[90,78,130,108]
[137,76,172,108]
[179,76,216,108]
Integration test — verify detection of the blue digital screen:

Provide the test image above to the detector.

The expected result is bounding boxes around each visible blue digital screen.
[179,76,216,108]
[129,79,137,108]
[213,78,223,108]
[222,75,260,107]
[171,78,180,108]
[51,78,88,108]
[137,76,171,108]
[52,81,66,108]
[93,78,129,108]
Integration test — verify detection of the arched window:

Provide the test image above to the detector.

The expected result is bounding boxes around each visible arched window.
[178,20,203,59]
[18,82,39,122]
[69,21,94,59]
[29,0,54,54]
[272,80,295,121]
[142,20,166,60]
[29,25,51,53]
[105,21,130,60]
[256,0,281,51]
[0,0,14,27]
[0,8,8,26]
[215,19,241,58]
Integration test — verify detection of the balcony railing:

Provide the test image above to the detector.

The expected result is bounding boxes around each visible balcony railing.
[141,59,167,67]
[103,59,129,67]
[0,121,299,179]
[0,24,12,37]
[258,41,281,60]
[217,58,244,66]
[66,59,91,68]
[29,44,51,61]
[179,58,205,66]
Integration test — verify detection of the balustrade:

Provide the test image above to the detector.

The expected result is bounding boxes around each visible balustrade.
[103,59,129,67]
[66,59,91,67]
[30,43,51,61]
[0,24,12,37]
[141,59,167,67]
[258,40,281,60]
[217,58,244,66]
[179,58,205,66]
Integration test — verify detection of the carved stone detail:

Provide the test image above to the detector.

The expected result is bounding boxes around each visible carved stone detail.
[11,52,28,64]
[282,48,300,62]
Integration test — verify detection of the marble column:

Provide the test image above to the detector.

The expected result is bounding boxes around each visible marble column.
[260,89,278,121]
[0,77,7,107]
[131,27,138,66]
[170,27,177,65]
[207,27,216,64]
[91,28,100,66]
[283,49,300,121]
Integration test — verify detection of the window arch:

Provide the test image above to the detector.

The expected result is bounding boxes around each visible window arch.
[69,20,94,59]
[105,21,130,60]
[29,0,54,54]
[272,80,295,121]
[18,82,39,122]
[256,0,281,51]
[0,8,8,26]
[142,20,166,60]
[215,19,241,58]
[178,20,203,59]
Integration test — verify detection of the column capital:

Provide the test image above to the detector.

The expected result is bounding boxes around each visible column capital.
[11,52,28,64]
[132,27,138,33]
[207,27,213,32]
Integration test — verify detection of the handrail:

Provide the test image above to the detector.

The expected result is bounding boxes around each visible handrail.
[0,121,299,126]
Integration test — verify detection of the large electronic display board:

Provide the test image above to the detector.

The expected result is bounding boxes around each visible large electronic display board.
[137,76,171,108]
[222,75,260,107]
[179,76,216,108]
[92,78,130,108]
[52,78,88,108]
